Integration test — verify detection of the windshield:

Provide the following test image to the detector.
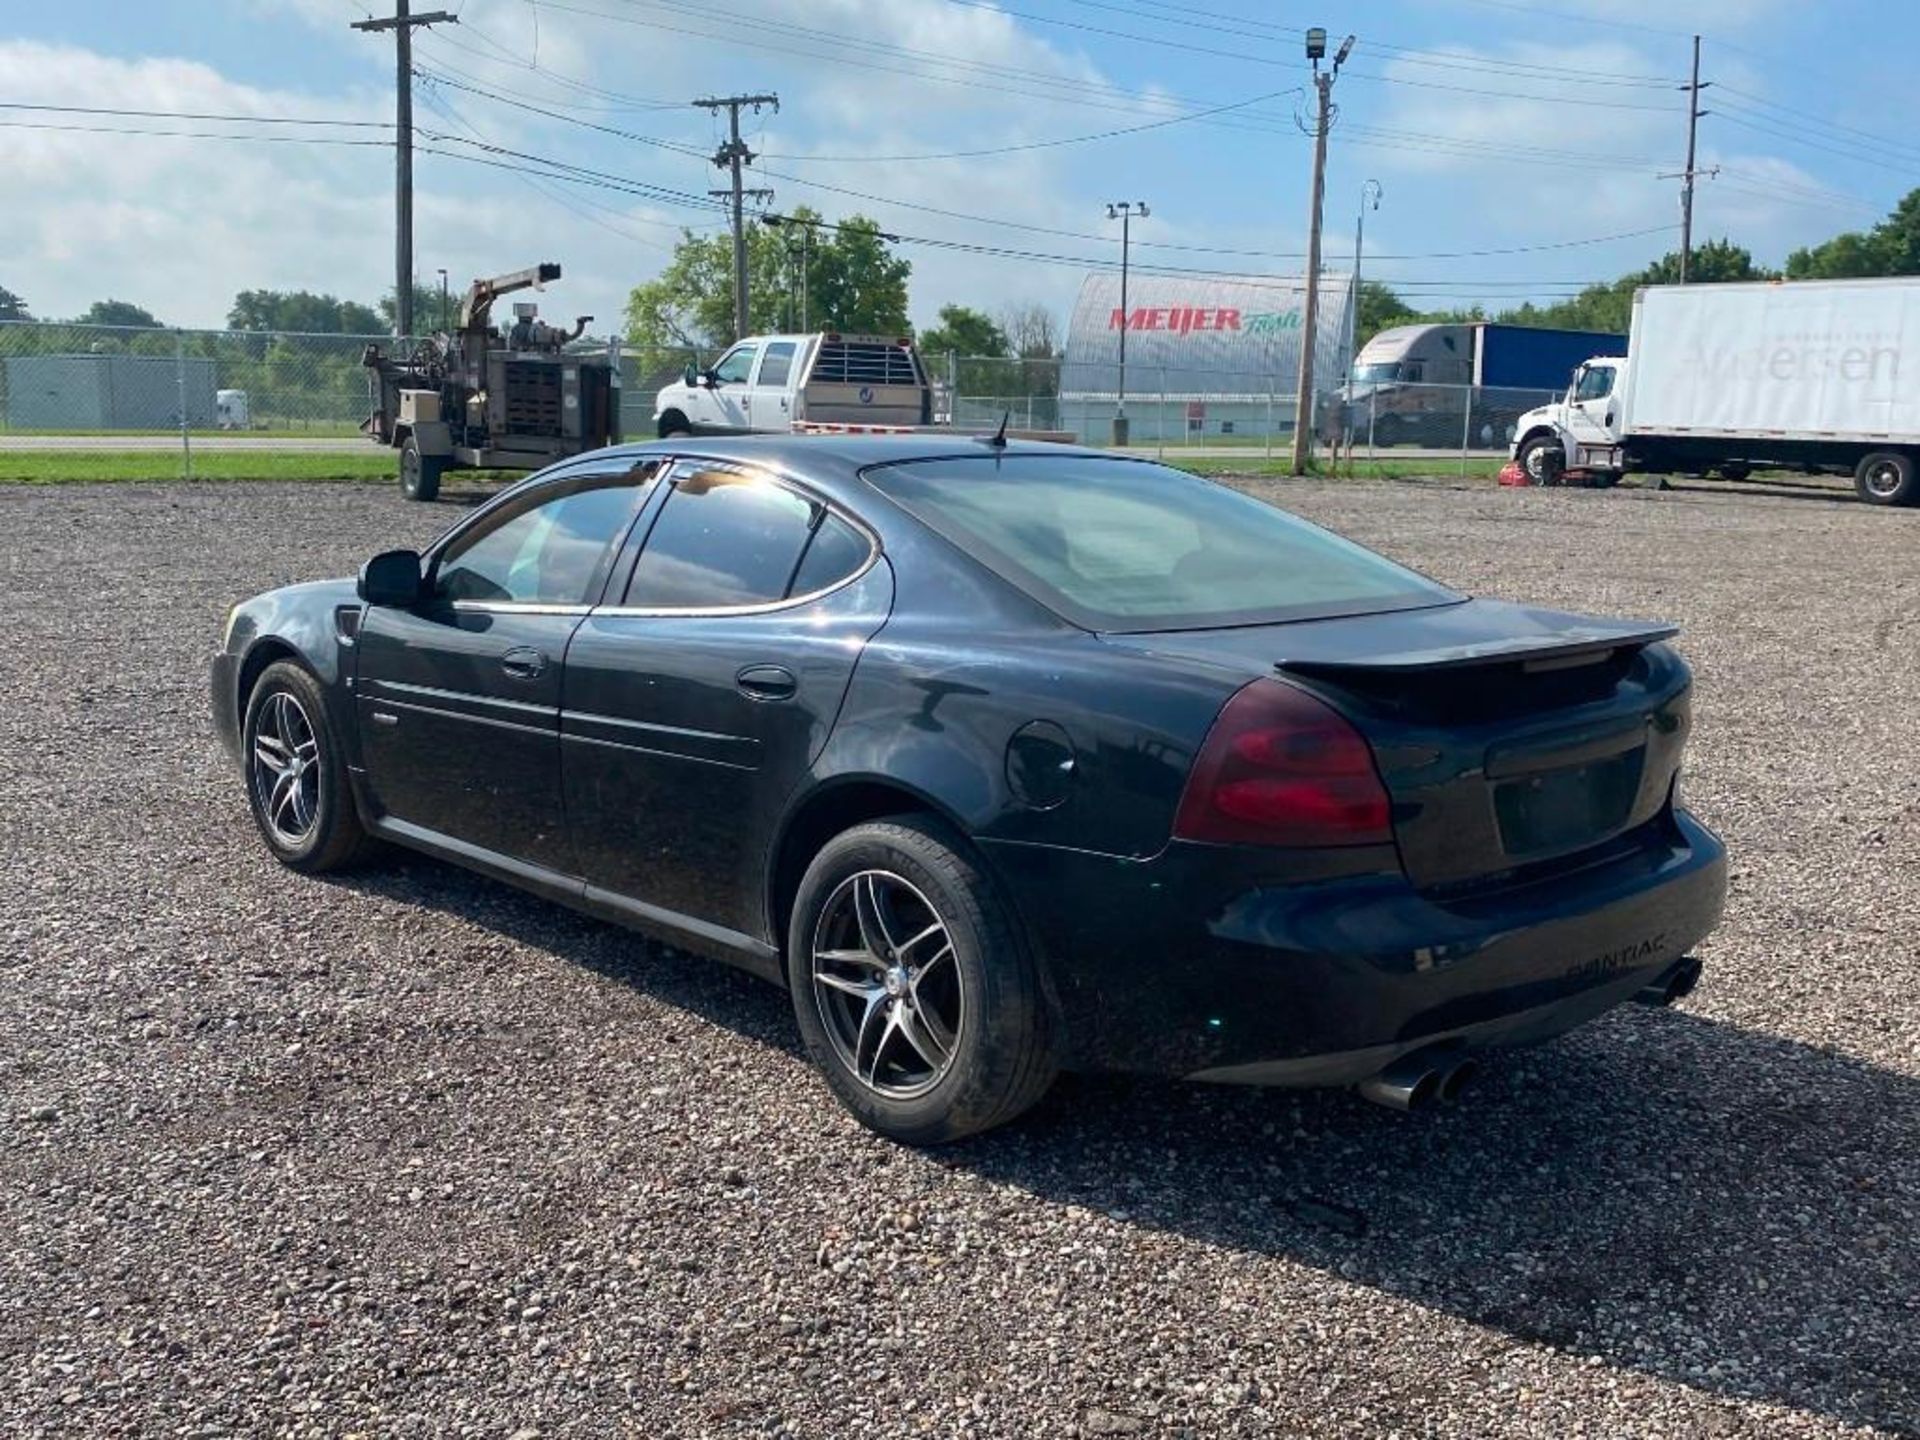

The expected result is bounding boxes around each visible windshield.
[1350,362,1401,384]
[863,455,1458,632]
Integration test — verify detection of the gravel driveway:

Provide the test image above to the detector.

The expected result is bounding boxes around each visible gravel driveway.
[3,474,1916,1438]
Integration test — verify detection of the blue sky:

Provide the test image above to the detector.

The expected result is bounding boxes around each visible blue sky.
[4,0,1918,334]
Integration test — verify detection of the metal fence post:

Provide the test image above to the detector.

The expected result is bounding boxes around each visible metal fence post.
[1265,375,1274,460]
[1367,386,1377,461]
[175,328,193,480]
[1460,383,1473,477]
[1156,367,1166,461]
[946,351,958,426]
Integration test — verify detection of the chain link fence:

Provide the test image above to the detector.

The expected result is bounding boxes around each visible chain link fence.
[0,326,1563,474]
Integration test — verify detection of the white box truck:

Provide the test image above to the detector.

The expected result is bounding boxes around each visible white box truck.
[1510,277,1920,507]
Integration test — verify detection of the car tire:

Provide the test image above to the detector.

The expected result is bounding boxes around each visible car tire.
[1517,432,1564,485]
[242,661,373,874]
[786,817,1056,1145]
[401,437,443,502]
[1855,450,1918,506]
[657,410,693,439]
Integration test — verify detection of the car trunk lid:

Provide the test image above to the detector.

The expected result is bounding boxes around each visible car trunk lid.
[1107,599,1692,889]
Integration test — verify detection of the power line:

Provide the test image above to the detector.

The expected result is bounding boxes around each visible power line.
[0,100,391,128]
[418,65,1688,266]
[755,87,1300,163]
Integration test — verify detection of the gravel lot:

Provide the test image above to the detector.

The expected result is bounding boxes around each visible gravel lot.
[3,473,1916,1439]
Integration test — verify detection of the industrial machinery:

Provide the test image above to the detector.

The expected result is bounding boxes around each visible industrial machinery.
[362,262,621,501]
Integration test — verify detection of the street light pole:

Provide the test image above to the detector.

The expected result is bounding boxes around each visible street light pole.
[1351,180,1382,367]
[1290,29,1355,477]
[1106,200,1148,447]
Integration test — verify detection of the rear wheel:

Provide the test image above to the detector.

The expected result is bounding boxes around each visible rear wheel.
[1517,432,1564,486]
[657,410,693,440]
[787,818,1056,1144]
[400,437,444,502]
[1855,450,1918,506]
[243,661,372,873]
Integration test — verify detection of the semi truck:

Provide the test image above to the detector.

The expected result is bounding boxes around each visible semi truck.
[1344,321,1626,447]
[1511,277,1920,507]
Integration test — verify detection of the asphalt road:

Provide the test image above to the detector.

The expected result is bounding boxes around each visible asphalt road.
[3,475,1915,1437]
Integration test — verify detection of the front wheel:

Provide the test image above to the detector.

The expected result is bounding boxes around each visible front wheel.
[1855,450,1919,506]
[787,818,1056,1145]
[242,661,372,873]
[1517,433,1565,485]
[400,437,444,502]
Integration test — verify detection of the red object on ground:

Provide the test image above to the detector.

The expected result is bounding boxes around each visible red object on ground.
[1497,461,1531,487]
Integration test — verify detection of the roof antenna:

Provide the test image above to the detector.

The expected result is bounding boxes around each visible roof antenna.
[978,409,1010,449]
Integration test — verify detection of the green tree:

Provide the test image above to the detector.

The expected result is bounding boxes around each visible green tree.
[1354,280,1419,348]
[0,286,30,323]
[916,304,1010,360]
[228,289,383,334]
[1497,240,1775,334]
[809,217,911,336]
[76,299,163,328]
[1786,188,1920,278]
[624,208,911,360]
[377,283,450,335]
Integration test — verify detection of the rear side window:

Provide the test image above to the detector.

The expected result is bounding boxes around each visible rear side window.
[790,513,870,596]
[756,342,796,387]
[624,467,821,608]
[864,456,1455,631]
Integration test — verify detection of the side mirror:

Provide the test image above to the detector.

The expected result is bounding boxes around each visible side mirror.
[682,362,698,386]
[358,548,423,608]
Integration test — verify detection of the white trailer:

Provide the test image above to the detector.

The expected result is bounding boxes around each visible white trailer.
[1511,277,1920,507]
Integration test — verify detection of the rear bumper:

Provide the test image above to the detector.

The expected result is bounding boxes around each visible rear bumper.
[981,808,1727,1081]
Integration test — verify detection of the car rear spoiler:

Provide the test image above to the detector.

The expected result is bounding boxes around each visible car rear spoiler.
[1276,618,1677,677]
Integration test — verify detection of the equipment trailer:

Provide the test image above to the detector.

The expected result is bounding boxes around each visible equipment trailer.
[362,262,621,501]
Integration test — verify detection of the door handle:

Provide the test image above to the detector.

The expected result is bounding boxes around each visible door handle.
[736,664,797,701]
[501,646,548,680]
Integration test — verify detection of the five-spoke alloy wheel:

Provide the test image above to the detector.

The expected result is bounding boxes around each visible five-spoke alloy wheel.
[787,818,1056,1144]
[241,660,372,873]
[810,869,964,1101]
[251,689,321,848]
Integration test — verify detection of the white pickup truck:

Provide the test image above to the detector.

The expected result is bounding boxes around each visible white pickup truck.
[653,331,933,437]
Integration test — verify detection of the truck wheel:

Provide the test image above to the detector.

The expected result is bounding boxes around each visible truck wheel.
[400,438,443,503]
[657,410,693,440]
[1715,463,1752,483]
[1855,451,1918,507]
[1517,433,1564,486]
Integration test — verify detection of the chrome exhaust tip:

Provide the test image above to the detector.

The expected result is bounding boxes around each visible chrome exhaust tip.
[1357,1048,1473,1112]
[1436,1056,1479,1104]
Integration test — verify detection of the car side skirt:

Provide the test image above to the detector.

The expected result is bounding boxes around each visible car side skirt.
[370,816,784,984]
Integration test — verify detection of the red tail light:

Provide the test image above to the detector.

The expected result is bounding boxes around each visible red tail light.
[1173,679,1393,848]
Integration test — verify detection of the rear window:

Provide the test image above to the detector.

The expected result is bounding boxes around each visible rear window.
[863,455,1457,631]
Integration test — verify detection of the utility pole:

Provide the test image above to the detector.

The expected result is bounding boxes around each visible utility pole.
[1290,28,1354,476]
[352,0,457,339]
[1678,35,1709,284]
[1106,201,1148,447]
[696,93,779,341]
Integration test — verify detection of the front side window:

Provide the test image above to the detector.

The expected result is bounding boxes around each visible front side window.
[756,342,796,387]
[864,456,1456,632]
[1575,366,1616,402]
[711,345,758,385]
[624,466,824,609]
[436,470,650,606]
